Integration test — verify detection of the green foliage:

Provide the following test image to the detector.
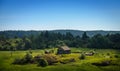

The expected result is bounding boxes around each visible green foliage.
[79,53,85,60]
[23,37,32,50]
[82,32,89,40]
[107,53,110,56]
[24,52,33,63]
[12,58,22,64]
[0,48,120,71]
[88,34,112,48]
[114,55,119,58]
[60,58,76,64]
[33,55,42,63]
[13,52,33,65]
[0,31,120,50]
[108,33,120,49]
[42,54,59,65]
[92,60,111,66]
[38,58,48,67]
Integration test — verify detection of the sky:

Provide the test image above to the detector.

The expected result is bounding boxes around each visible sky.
[0,0,120,31]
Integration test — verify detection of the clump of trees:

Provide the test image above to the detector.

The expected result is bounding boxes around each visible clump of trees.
[13,52,59,67]
[38,58,48,67]
[42,54,59,65]
[13,52,33,65]
[0,31,120,50]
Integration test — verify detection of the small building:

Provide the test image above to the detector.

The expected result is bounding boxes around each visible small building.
[44,50,50,54]
[57,46,71,54]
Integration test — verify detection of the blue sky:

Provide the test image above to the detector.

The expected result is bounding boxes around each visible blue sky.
[0,0,120,31]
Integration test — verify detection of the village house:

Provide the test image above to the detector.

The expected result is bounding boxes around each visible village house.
[57,46,71,54]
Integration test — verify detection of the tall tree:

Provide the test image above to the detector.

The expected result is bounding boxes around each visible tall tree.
[81,32,89,47]
[82,32,89,40]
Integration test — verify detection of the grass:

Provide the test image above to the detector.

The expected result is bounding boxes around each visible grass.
[0,48,120,71]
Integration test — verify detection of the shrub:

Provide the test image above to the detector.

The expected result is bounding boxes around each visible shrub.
[60,59,70,64]
[24,52,33,63]
[42,54,59,65]
[19,58,28,64]
[92,60,111,66]
[38,58,48,67]
[111,59,120,65]
[61,54,67,57]
[69,58,76,62]
[60,58,76,64]
[79,53,85,60]
[13,52,33,65]
[90,50,95,54]
[114,55,119,58]
[33,55,42,63]
[12,58,22,64]
[12,58,27,65]
[107,53,110,56]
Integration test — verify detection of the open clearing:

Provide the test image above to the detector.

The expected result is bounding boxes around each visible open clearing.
[0,48,120,71]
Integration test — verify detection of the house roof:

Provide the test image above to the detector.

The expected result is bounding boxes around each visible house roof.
[60,46,70,50]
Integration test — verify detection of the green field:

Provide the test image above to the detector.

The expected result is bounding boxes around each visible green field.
[0,48,120,71]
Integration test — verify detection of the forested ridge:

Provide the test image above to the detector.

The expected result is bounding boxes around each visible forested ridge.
[0,30,120,38]
[0,30,120,50]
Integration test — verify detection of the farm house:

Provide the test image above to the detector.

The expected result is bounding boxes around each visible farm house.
[57,46,71,54]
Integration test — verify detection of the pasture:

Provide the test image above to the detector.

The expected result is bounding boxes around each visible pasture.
[0,48,120,71]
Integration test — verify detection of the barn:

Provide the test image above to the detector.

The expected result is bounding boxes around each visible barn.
[57,46,71,54]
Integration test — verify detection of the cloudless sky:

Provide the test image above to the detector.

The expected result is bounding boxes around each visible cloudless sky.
[0,0,120,31]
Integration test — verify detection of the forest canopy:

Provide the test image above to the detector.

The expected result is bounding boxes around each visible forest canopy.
[0,30,120,50]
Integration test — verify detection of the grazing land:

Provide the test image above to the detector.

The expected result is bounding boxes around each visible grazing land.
[0,48,120,71]
[1,0,120,71]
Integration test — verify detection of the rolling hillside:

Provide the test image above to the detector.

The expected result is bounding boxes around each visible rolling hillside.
[0,30,120,38]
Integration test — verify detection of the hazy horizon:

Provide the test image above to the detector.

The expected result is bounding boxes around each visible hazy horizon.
[0,0,120,31]
[0,29,120,31]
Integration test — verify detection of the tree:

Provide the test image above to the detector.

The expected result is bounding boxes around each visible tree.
[24,52,33,63]
[82,32,89,40]
[65,32,74,40]
[81,32,89,47]
[79,53,85,60]
[38,58,48,67]
[0,35,6,41]
[22,37,32,50]
[108,33,120,49]
[88,34,111,48]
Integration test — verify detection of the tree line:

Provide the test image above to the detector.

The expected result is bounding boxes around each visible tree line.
[0,31,120,50]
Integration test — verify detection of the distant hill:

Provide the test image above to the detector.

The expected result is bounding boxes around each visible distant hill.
[51,30,120,37]
[0,30,120,38]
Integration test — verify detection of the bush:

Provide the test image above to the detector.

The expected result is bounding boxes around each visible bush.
[13,52,33,65]
[12,58,22,64]
[12,58,27,65]
[90,50,95,54]
[114,55,119,58]
[92,60,111,66]
[42,54,59,65]
[38,58,48,67]
[111,59,120,65]
[69,58,76,62]
[60,58,76,64]
[107,53,110,56]
[33,55,42,63]
[24,52,33,63]
[61,54,67,57]
[79,53,85,60]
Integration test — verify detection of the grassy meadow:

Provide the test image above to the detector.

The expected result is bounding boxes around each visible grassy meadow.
[0,48,120,71]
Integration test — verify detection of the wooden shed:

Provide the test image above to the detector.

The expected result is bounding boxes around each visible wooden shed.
[44,50,50,54]
[57,46,71,54]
